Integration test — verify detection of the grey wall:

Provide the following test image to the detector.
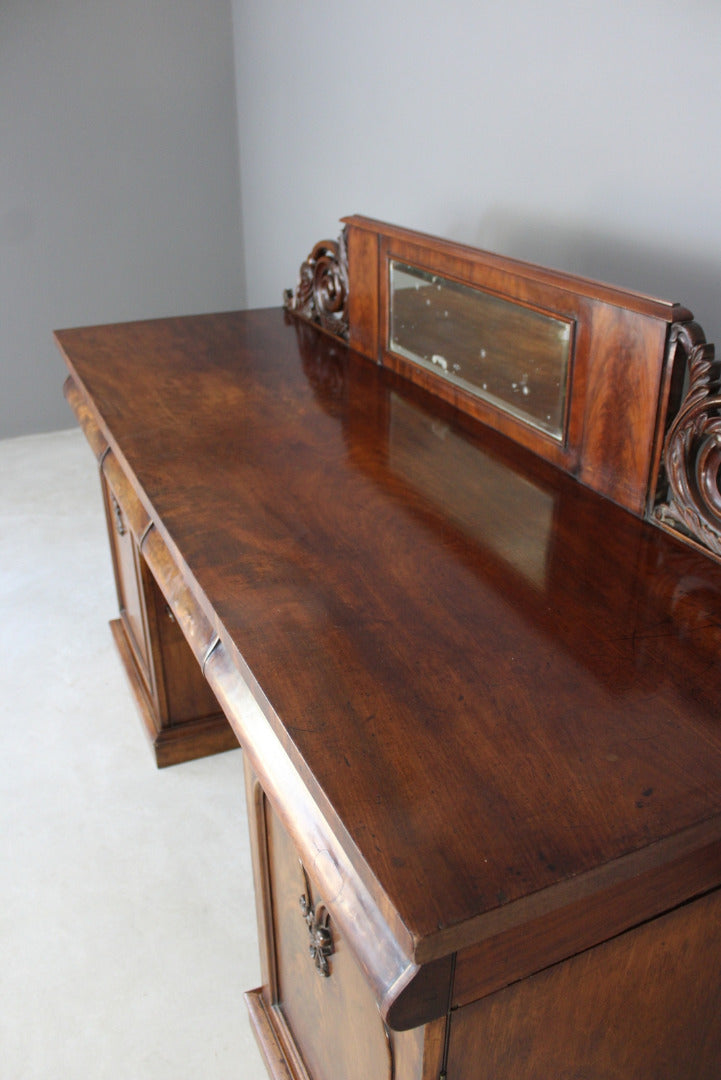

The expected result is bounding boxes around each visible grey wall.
[1,0,244,439]
[5,1,720,439]
[232,0,721,354]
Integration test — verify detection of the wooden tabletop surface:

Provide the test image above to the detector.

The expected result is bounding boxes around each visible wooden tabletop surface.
[56,308,721,962]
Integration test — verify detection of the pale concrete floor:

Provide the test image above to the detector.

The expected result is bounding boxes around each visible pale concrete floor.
[0,428,266,1079]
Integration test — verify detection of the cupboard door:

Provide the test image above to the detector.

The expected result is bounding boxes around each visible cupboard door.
[102,474,155,697]
[258,793,393,1080]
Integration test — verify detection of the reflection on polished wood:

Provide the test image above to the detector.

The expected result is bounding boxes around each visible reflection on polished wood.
[57,219,721,1079]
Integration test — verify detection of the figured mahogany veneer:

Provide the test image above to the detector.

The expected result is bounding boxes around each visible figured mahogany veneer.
[57,219,721,1079]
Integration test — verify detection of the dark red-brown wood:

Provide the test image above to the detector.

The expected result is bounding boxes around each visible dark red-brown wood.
[57,298,721,1073]
[447,886,721,1080]
[64,378,237,767]
[344,214,688,516]
[57,307,721,949]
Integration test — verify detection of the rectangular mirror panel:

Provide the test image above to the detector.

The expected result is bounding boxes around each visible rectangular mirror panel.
[389,262,573,440]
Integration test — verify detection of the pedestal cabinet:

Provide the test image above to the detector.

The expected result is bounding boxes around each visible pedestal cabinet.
[66,378,237,767]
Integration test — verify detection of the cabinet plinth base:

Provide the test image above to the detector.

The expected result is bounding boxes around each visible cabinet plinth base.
[109,618,239,767]
[246,989,307,1080]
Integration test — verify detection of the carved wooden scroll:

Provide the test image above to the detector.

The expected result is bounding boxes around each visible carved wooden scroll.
[654,320,721,559]
[284,229,349,341]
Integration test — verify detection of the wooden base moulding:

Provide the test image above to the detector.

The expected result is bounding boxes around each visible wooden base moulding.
[109,618,238,768]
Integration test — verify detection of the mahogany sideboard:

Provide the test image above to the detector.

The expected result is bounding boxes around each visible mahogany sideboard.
[57,217,721,1079]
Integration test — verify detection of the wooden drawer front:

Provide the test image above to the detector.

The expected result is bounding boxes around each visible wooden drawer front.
[263,797,392,1080]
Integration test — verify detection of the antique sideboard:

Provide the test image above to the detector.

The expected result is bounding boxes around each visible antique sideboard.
[57,216,721,1078]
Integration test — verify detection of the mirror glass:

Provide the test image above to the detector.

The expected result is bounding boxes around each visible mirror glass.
[389,262,573,440]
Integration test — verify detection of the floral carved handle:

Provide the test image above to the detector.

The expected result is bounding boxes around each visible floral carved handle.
[110,492,126,537]
[299,870,334,978]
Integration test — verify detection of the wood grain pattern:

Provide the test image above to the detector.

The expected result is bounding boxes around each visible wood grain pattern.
[343,215,684,319]
[579,303,669,514]
[246,988,301,1080]
[346,220,379,360]
[264,796,393,1080]
[64,375,108,460]
[56,215,721,1078]
[447,886,721,1080]
[66,382,237,766]
[110,617,236,767]
[344,216,689,516]
[214,652,436,1029]
[58,304,721,1080]
[56,309,721,966]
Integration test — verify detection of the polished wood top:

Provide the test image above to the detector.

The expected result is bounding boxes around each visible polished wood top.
[56,309,721,966]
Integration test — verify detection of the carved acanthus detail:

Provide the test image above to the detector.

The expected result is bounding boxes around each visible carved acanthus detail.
[284,229,349,341]
[654,320,721,558]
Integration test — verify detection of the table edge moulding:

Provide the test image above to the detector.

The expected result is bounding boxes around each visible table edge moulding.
[56,215,721,1080]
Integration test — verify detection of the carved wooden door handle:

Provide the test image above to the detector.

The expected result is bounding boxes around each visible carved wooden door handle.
[299,870,334,977]
[110,492,126,536]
